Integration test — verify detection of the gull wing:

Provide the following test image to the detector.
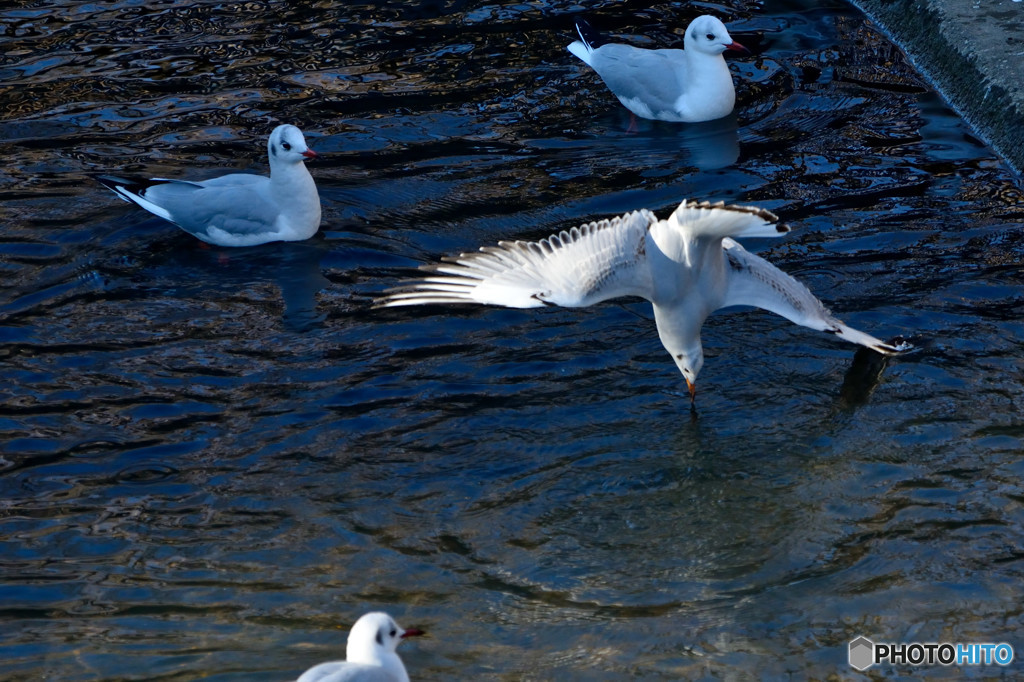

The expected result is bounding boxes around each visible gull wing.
[588,45,687,117]
[672,200,790,240]
[144,177,280,237]
[97,174,280,238]
[376,209,658,309]
[720,238,904,354]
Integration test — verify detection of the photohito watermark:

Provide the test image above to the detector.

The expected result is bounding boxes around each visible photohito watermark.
[849,636,1014,671]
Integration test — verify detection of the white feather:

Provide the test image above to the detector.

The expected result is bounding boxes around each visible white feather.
[377,199,909,396]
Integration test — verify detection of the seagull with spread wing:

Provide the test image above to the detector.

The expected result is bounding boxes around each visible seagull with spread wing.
[375,200,908,406]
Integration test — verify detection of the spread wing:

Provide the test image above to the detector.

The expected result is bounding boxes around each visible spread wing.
[720,238,905,354]
[376,209,658,309]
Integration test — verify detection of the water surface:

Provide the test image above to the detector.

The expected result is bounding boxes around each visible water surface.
[2,0,1023,679]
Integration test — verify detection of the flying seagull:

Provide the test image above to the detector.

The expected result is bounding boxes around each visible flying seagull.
[376,200,909,407]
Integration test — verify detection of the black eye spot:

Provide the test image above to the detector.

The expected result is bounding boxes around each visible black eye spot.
[282,141,292,151]
[706,33,715,40]
[376,630,383,645]
[390,629,397,638]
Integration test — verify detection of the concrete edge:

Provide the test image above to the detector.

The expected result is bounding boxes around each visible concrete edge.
[848,0,1024,176]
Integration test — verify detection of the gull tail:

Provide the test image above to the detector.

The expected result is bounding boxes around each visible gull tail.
[95,175,153,203]
[94,175,176,222]
[567,18,602,65]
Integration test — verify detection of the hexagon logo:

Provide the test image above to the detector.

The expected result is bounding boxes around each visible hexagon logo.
[849,636,875,671]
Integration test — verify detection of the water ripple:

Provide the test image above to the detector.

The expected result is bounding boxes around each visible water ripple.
[3,0,1024,679]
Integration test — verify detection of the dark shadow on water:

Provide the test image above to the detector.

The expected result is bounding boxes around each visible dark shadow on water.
[836,346,890,409]
[597,111,742,171]
[133,234,331,333]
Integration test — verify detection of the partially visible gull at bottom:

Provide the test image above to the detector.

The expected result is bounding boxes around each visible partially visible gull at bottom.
[296,612,424,682]
[375,200,911,407]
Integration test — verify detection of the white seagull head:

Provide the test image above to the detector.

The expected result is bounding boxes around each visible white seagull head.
[684,15,747,56]
[268,123,317,168]
[346,611,424,668]
[671,345,703,403]
[296,612,424,682]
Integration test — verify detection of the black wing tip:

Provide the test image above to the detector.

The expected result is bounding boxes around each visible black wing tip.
[879,335,915,354]
[94,174,129,191]
[573,17,603,48]
[832,328,915,356]
[682,198,786,228]
[849,333,915,356]
[94,173,163,196]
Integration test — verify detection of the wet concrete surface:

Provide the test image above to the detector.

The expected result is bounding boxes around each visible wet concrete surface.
[851,0,1024,174]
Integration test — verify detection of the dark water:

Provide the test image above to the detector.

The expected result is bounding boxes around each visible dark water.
[2,0,1024,679]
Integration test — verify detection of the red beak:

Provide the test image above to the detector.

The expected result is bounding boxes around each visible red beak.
[726,40,750,54]
[301,149,318,159]
[401,627,425,639]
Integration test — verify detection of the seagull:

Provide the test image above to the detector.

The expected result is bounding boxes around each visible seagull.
[296,612,424,682]
[375,200,909,407]
[567,15,748,122]
[96,124,321,247]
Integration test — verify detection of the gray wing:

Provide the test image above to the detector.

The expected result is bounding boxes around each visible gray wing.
[296,661,401,682]
[142,176,280,237]
[589,45,686,116]
[195,172,266,189]
[720,238,905,354]
[376,209,658,309]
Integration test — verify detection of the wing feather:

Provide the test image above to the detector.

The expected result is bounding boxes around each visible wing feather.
[144,181,279,236]
[720,238,904,354]
[589,46,685,117]
[376,210,658,309]
[672,200,790,239]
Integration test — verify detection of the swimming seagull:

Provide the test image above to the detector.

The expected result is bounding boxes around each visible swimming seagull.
[567,16,748,122]
[375,200,910,407]
[96,124,321,247]
[296,612,424,682]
